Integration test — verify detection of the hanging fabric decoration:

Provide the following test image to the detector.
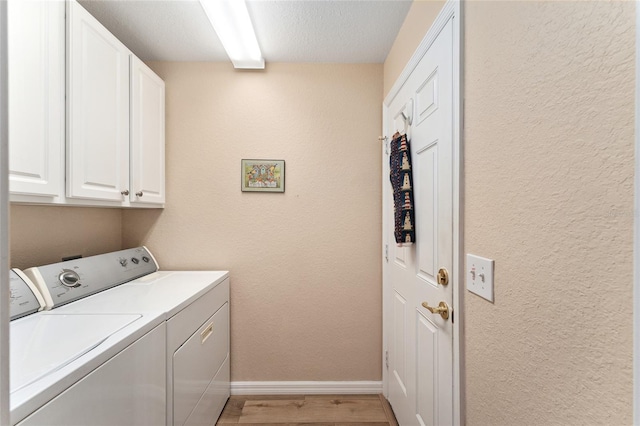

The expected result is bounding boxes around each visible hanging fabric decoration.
[389,132,415,246]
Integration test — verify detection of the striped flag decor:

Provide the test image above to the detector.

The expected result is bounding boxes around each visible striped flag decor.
[389,132,415,246]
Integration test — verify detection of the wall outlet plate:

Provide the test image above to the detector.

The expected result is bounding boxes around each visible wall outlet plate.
[466,254,494,302]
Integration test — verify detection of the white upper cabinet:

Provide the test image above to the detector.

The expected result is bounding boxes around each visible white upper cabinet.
[8,0,65,197]
[67,0,131,202]
[8,0,165,208]
[130,57,166,205]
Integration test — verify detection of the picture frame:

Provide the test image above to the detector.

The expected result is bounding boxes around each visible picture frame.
[241,159,285,193]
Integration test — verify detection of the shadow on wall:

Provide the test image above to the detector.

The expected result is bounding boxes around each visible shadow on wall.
[10,205,124,269]
[122,209,163,250]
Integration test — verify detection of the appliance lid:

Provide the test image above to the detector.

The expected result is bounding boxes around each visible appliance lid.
[52,271,229,319]
[10,313,142,392]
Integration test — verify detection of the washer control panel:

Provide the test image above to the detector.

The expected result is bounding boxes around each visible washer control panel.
[24,247,159,309]
[10,269,44,320]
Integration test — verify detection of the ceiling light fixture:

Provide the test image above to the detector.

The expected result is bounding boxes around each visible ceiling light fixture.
[199,0,265,69]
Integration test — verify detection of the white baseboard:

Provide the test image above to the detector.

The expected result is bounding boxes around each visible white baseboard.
[230,381,383,395]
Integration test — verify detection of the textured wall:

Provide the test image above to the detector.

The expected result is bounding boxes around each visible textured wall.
[464,1,634,424]
[383,0,445,97]
[122,62,383,381]
[10,205,122,268]
[385,0,635,424]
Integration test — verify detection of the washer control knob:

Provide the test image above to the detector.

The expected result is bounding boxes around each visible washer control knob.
[131,257,139,264]
[59,270,81,288]
[119,258,128,267]
[142,256,150,263]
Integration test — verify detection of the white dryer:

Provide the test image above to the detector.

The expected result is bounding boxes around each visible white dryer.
[24,247,230,426]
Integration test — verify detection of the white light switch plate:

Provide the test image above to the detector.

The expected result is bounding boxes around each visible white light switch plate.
[466,254,494,302]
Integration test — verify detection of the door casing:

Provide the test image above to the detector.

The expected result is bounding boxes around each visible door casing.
[0,1,10,423]
[634,2,639,423]
[382,1,464,424]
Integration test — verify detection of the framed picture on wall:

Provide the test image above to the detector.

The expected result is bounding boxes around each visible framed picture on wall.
[241,159,285,193]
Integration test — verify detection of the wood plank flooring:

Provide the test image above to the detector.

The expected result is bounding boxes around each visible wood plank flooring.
[216,394,399,425]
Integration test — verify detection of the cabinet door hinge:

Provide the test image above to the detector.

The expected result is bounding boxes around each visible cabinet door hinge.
[385,350,389,370]
[384,244,389,263]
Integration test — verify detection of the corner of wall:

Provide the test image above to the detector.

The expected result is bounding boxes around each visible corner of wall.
[383,0,446,97]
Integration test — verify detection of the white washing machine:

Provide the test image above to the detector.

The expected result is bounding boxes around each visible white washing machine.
[9,269,166,426]
[23,247,230,426]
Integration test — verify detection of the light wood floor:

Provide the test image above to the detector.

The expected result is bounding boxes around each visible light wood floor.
[216,394,399,425]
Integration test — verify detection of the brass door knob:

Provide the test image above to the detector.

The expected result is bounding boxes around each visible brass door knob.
[437,268,449,286]
[421,301,450,320]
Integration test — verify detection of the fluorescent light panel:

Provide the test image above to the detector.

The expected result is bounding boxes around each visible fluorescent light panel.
[199,0,265,69]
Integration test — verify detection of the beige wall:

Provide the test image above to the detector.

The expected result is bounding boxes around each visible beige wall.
[10,205,122,269]
[385,0,635,424]
[383,0,446,97]
[464,1,634,424]
[122,62,383,381]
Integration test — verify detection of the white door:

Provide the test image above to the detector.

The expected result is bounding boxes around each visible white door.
[7,0,64,197]
[130,56,165,205]
[66,0,130,202]
[384,16,456,426]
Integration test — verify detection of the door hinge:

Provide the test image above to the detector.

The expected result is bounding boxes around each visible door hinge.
[384,244,389,263]
[379,136,389,155]
[451,309,454,324]
[385,350,389,370]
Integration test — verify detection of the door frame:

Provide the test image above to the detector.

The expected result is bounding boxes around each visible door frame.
[0,0,10,423]
[382,1,464,424]
[634,2,639,423]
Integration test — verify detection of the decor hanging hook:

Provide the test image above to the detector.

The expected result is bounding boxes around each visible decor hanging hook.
[402,98,414,126]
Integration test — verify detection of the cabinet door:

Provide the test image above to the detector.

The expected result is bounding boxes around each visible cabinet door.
[8,0,64,197]
[67,0,130,202]
[130,57,165,205]
[173,303,229,426]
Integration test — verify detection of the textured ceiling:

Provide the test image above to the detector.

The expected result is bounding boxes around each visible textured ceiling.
[78,0,412,63]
